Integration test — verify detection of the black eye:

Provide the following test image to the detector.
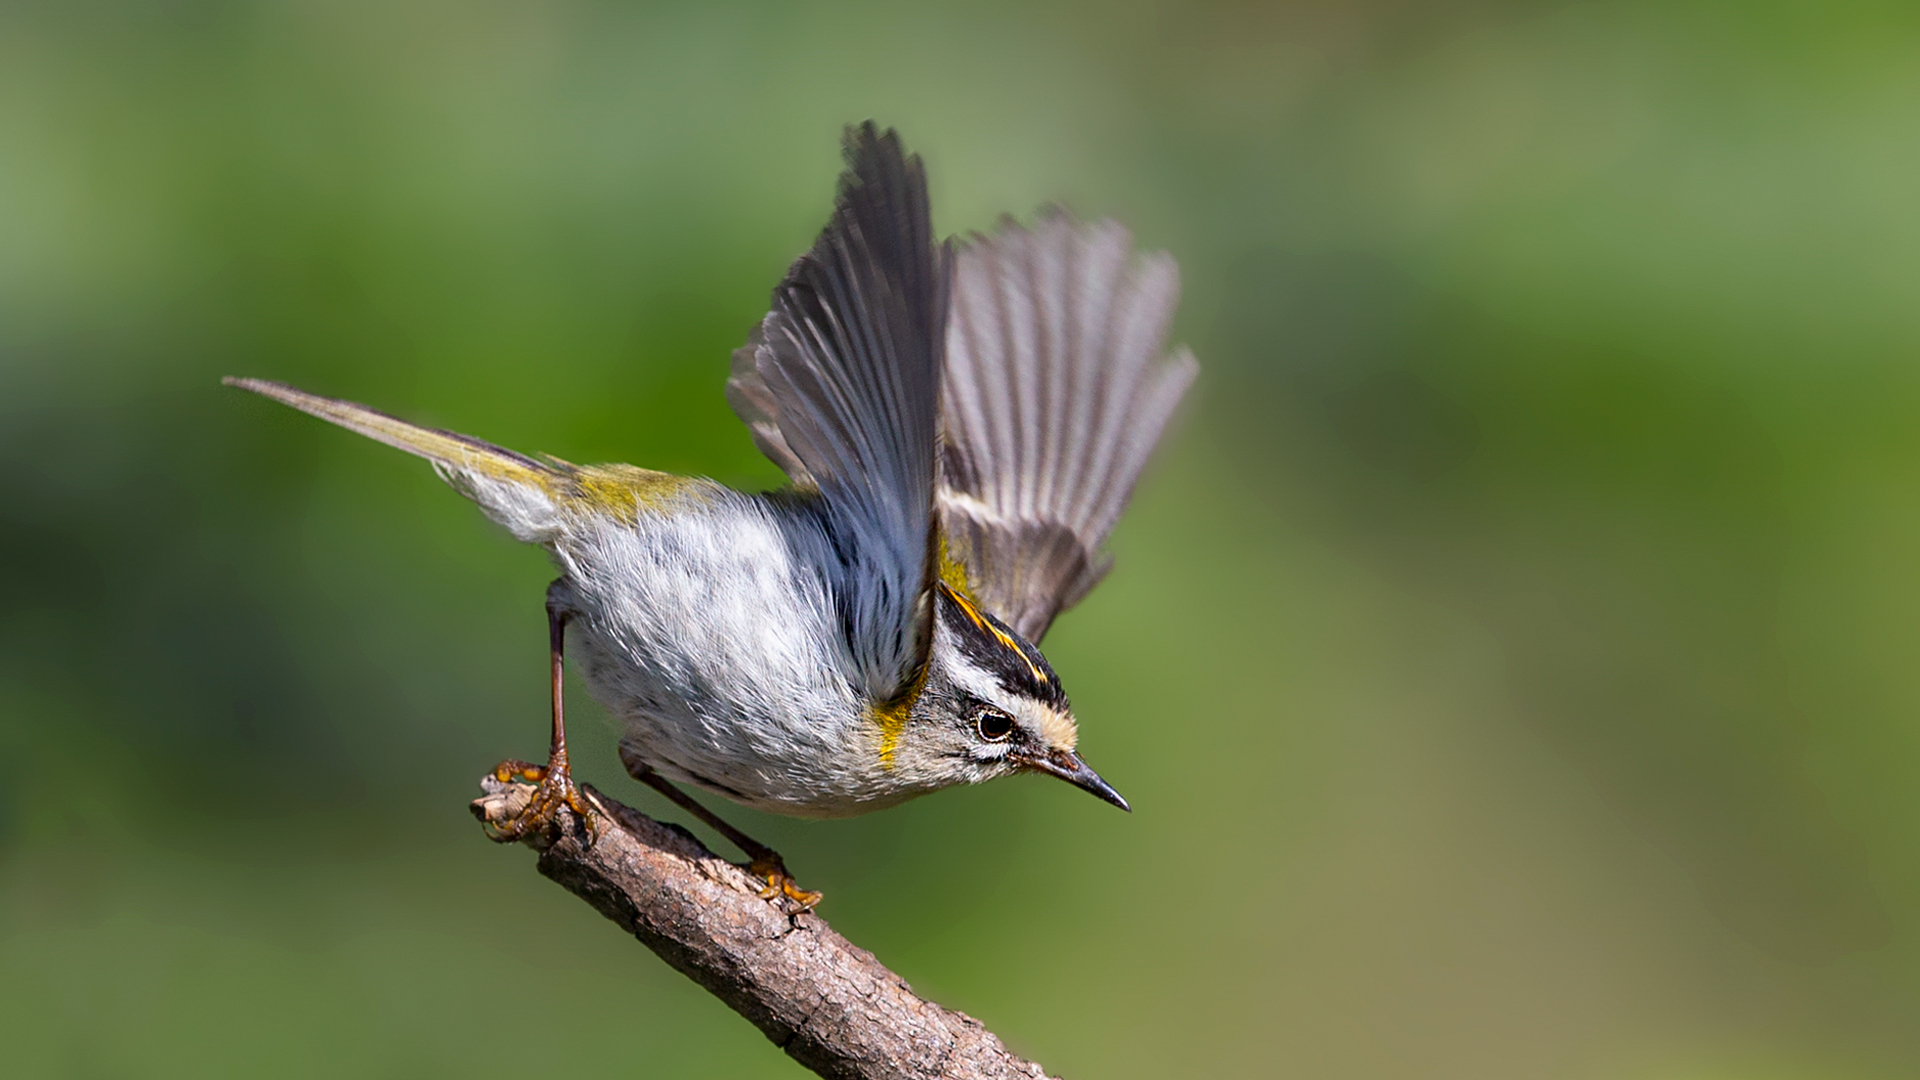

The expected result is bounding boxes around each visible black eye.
[975,707,1014,742]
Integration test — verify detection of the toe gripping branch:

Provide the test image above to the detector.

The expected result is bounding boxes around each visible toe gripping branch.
[619,746,824,910]
[480,585,597,845]
[476,579,819,908]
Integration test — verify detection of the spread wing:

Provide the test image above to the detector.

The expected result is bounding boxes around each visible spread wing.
[725,123,945,700]
[939,208,1197,643]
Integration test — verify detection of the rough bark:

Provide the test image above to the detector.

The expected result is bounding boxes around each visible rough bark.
[471,776,1058,1080]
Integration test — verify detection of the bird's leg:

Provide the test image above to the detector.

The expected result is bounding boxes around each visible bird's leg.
[485,584,596,843]
[620,752,822,909]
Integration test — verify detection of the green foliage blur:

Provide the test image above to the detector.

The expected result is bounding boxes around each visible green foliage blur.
[5,1,1920,1077]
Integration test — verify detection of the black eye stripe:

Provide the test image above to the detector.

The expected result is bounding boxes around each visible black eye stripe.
[937,589,1068,708]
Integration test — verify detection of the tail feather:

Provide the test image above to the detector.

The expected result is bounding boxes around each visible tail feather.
[225,377,567,542]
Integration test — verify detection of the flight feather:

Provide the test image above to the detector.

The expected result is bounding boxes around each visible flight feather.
[725,123,946,699]
[938,208,1197,642]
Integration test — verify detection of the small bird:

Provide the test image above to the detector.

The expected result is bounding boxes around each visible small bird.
[228,123,1195,904]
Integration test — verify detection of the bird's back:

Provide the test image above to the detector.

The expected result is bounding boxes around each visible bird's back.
[549,480,899,818]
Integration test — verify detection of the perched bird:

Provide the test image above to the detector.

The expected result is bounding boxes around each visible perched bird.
[227,123,1196,904]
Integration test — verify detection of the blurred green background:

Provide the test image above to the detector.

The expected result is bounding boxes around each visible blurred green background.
[4,1,1920,1077]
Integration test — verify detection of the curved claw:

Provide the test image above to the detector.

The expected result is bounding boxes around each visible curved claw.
[748,853,823,910]
[485,758,596,844]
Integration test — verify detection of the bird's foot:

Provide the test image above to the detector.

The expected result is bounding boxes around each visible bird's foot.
[747,851,823,910]
[484,757,597,844]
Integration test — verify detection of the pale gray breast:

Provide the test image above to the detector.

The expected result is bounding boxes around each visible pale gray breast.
[549,487,878,815]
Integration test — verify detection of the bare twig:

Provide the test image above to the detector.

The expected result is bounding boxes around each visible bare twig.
[471,776,1058,1080]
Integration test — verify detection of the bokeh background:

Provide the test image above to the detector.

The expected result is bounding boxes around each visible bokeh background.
[5,1,1920,1077]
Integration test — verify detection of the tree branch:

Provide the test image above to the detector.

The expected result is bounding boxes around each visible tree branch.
[470,776,1058,1080]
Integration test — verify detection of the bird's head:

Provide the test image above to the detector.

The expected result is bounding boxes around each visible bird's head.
[879,582,1128,810]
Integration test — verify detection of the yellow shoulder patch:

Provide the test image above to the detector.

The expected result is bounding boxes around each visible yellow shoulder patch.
[872,662,930,769]
[937,532,973,598]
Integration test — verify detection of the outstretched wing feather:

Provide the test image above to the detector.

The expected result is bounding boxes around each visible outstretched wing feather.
[940,209,1196,642]
[726,123,945,698]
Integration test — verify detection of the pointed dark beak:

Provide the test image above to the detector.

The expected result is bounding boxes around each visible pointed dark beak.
[1020,748,1131,812]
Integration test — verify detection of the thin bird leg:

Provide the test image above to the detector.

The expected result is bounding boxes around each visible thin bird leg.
[623,760,822,909]
[485,588,596,843]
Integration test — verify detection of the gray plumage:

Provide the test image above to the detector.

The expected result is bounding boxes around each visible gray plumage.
[229,124,1189,827]
[553,488,907,816]
[726,122,945,702]
[939,209,1198,642]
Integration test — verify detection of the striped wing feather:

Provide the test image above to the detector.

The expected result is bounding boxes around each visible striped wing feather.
[940,208,1197,642]
[726,123,945,700]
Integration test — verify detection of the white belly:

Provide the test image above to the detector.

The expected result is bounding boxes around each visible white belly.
[550,488,885,817]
